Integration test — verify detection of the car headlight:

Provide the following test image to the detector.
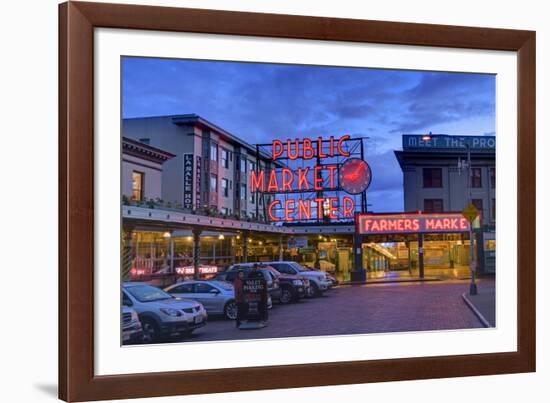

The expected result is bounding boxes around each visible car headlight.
[130,310,139,321]
[159,308,182,317]
[292,279,303,286]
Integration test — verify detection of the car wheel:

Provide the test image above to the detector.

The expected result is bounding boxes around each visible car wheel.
[279,287,293,304]
[311,282,321,297]
[224,300,238,320]
[141,318,160,343]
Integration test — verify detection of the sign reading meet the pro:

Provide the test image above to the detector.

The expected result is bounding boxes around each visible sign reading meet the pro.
[357,213,472,235]
[403,135,496,151]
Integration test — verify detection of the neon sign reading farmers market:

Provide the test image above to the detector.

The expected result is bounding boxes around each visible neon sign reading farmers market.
[356,213,479,235]
[251,136,372,222]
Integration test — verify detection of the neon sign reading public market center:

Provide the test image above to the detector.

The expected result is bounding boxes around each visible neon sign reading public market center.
[250,136,372,222]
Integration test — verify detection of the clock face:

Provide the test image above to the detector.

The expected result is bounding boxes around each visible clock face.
[339,158,372,195]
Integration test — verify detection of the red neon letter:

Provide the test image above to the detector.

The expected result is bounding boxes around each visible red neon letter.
[285,199,295,221]
[268,200,280,222]
[326,165,337,188]
[287,138,300,160]
[250,170,265,192]
[281,168,294,192]
[298,199,311,221]
[267,170,279,192]
[343,196,354,218]
[314,198,325,219]
[313,166,323,191]
[297,167,310,191]
[272,140,283,160]
[303,138,315,160]
[337,135,351,157]
[329,197,338,219]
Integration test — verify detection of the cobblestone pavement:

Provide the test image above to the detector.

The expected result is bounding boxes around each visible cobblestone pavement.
[172,279,490,343]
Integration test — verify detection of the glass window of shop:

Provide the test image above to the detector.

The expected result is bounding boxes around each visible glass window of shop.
[361,233,472,280]
[210,143,218,161]
[221,148,229,168]
[240,158,247,173]
[423,168,442,188]
[471,167,482,188]
[210,174,218,193]
[199,236,235,268]
[221,178,229,197]
[132,171,144,201]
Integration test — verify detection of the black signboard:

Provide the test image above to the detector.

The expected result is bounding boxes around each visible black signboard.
[241,276,268,328]
[183,154,193,209]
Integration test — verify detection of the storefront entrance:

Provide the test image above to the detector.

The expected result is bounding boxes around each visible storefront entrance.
[361,235,472,280]
[356,212,482,280]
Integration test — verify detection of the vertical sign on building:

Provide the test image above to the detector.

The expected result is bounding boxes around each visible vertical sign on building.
[183,154,194,209]
[195,155,202,209]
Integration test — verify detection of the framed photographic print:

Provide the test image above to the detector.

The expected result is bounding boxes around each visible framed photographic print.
[59,1,536,401]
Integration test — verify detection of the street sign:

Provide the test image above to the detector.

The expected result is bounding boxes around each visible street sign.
[462,203,480,223]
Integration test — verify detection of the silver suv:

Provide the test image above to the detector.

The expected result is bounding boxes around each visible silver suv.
[263,261,333,297]
[122,282,207,343]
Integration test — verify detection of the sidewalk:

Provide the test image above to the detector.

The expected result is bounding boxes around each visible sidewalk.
[461,281,496,327]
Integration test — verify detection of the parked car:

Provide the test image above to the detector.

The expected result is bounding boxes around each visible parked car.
[262,261,333,297]
[122,282,207,343]
[121,306,143,344]
[234,264,309,304]
[164,280,238,320]
[216,267,277,308]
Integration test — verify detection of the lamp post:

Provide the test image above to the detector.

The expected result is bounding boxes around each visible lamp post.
[463,142,478,295]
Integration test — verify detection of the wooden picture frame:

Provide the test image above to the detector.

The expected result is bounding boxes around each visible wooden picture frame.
[59,1,536,401]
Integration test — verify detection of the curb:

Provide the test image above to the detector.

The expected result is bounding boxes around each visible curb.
[341,277,442,286]
[461,292,491,328]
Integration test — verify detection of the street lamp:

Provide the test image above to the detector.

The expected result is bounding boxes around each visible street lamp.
[461,141,478,295]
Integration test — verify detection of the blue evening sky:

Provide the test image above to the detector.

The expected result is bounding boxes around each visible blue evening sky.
[122,57,495,212]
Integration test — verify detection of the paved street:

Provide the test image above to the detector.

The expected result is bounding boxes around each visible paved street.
[176,279,491,343]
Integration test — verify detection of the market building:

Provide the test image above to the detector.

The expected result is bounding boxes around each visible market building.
[121,117,495,284]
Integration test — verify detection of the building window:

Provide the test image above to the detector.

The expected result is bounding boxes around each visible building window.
[221,178,229,197]
[423,168,442,188]
[249,160,256,172]
[221,148,229,168]
[249,191,255,204]
[240,158,247,173]
[220,207,228,215]
[472,199,483,216]
[489,167,496,188]
[210,174,218,193]
[471,167,482,188]
[132,171,144,201]
[491,198,496,221]
[240,184,247,201]
[423,199,443,213]
[210,144,218,161]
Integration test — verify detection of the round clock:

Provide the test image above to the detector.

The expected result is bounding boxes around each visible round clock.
[338,158,372,194]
